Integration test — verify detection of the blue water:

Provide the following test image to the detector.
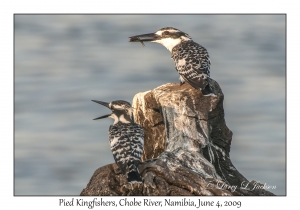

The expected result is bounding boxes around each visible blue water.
[14,15,285,195]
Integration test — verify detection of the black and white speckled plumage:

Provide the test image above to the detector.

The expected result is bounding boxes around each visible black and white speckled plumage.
[109,122,144,181]
[171,40,211,90]
[129,27,215,96]
[92,100,144,183]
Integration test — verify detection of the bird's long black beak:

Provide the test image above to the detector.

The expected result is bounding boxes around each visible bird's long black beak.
[129,33,161,43]
[92,100,111,120]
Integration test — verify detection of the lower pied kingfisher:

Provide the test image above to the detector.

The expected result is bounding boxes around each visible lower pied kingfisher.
[92,100,144,183]
[129,27,215,96]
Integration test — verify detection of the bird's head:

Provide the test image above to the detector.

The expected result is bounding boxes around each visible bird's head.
[129,27,191,52]
[92,100,134,124]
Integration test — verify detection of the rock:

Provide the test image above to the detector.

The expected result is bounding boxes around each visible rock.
[80,161,238,196]
[81,80,275,196]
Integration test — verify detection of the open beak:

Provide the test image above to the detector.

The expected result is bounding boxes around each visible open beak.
[129,32,161,45]
[91,100,111,120]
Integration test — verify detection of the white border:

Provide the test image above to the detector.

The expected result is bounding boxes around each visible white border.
[2,1,297,209]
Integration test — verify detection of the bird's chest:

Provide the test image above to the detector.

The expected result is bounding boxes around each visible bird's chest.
[109,125,134,143]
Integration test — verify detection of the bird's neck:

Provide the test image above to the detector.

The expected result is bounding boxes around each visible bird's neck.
[112,114,134,125]
[169,38,192,52]
[171,39,193,53]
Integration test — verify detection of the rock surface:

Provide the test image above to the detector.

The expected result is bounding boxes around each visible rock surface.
[81,80,275,196]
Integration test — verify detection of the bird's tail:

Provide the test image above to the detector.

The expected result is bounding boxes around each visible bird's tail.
[127,164,142,183]
[201,84,216,96]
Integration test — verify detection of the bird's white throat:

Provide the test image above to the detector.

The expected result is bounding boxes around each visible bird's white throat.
[152,38,181,52]
[152,36,191,52]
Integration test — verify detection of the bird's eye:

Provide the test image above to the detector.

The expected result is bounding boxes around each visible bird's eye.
[163,31,169,36]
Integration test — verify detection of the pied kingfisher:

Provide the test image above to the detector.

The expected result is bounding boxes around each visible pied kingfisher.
[129,27,215,96]
[92,100,144,183]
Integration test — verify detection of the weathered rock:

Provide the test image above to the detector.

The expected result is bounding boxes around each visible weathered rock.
[81,161,238,196]
[81,80,275,196]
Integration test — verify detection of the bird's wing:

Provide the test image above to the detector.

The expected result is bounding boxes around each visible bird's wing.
[108,125,128,174]
[173,42,211,90]
[129,124,144,166]
[179,73,207,90]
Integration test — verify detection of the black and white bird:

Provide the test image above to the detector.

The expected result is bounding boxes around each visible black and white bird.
[129,27,215,96]
[92,100,144,183]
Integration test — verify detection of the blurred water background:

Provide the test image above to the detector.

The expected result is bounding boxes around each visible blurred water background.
[14,14,285,195]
